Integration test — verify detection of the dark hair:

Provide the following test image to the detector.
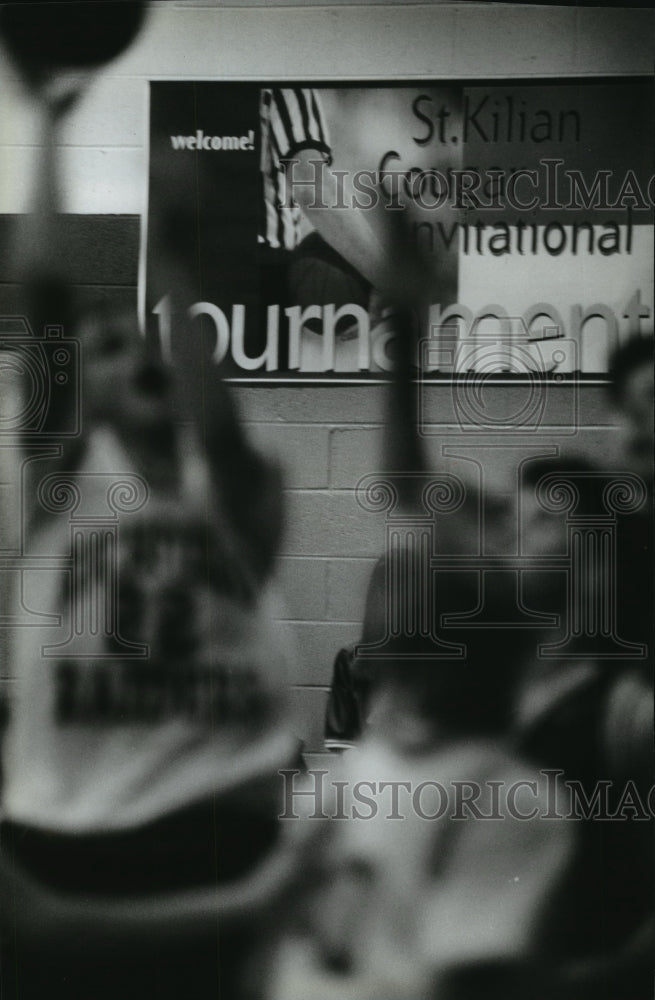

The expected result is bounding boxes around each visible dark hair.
[607,336,653,405]
[522,455,597,485]
[358,551,535,736]
[522,455,600,518]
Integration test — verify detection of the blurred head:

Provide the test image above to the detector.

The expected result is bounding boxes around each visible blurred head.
[359,552,536,743]
[79,302,284,588]
[78,303,173,432]
[519,455,599,557]
[607,336,653,482]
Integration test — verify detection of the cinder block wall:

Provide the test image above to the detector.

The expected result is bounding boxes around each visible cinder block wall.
[0,2,651,758]
[241,380,623,758]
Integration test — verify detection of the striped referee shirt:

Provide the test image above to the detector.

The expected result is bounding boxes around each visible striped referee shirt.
[259,88,332,251]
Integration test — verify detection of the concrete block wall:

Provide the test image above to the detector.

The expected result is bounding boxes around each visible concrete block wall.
[239,380,626,751]
[0,2,651,753]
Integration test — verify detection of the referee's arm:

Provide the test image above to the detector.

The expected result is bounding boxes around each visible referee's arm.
[278,92,418,304]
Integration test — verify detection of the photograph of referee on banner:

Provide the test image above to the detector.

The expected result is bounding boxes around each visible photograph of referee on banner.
[144,78,652,380]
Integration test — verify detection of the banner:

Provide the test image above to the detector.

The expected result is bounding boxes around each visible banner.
[143,79,654,380]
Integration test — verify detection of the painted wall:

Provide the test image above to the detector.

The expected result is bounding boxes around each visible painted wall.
[0,2,652,756]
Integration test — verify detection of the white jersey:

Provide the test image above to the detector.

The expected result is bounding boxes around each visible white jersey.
[2,426,296,833]
[272,736,576,998]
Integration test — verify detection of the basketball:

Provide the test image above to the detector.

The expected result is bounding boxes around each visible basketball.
[0,2,148,87]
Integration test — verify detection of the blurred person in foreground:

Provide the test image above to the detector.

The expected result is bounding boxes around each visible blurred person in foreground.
[0,296,301,1000]
[324,485,512,750]
[0,33,298,1000]
[512,337,653,999]
[266,557,578,999]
